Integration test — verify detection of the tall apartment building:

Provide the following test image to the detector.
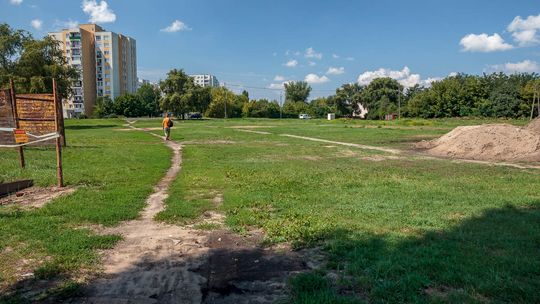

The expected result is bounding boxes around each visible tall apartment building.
[49,24,137,118]
[190,74,220,87]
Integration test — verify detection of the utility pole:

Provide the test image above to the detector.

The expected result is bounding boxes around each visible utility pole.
[397,88,401,119]
[223,82,227,119]
[279,92,283,119]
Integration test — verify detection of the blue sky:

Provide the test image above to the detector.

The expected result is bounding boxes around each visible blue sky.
[2,0,540,100]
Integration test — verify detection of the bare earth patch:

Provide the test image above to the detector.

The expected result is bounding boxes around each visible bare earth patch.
[0,186,76,209]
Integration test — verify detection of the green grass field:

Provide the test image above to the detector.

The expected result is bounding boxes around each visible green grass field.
[1,117,539,303]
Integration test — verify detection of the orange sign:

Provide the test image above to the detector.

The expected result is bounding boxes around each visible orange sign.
[13,129,29,143]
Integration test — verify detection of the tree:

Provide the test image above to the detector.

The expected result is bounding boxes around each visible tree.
[137,83,161,117]
[160,69,196,118]
[93,96,115,118]
[362,77,403,119]
[191,86,212,114]
[0,23,31,81]
[115,94,144,117]
[284,81,311,103]
[206,86,242,118]
[310,97,334,118]
[334,83,363,117]
[0,24,78,99]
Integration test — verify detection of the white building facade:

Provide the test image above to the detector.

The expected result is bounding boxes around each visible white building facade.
[190,74,220,87]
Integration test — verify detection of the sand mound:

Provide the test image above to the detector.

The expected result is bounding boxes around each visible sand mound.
[526,117,540,134]
[416,123,540,162]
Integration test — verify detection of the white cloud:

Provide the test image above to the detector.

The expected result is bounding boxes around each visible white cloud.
[346,57,355,61]
[332,54,339,59]
[326,67,345,75]
[487,60,540,74]
[160,20,191,32]
[508,13,540,31]
[511,30,539,46]
[284,59,298,67]
[30,19,42,30]
[308,61,317,66]
[305,47,322,60]
[82,0,116,23]
[305,73,330,84]
[507,13,540,46]
[273,75,285,82]
[357,66,426,88]
[268,80,293,89]
[448,72,458,77]
[268,83,284,89]
[10,0,22,5]
[421,77,443,87]
[272,52,277,56]
[53,19,80,30]
[459,33,513,52]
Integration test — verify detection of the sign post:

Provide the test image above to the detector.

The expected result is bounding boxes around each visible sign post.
[1,78,65,187]
[9,79,25,168]
[52,79,64,187]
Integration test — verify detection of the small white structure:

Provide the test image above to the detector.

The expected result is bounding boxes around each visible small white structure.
[299,114,311,119]
[327,113,335,120]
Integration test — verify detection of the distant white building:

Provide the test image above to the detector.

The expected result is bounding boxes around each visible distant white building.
[137,78,150,90]
[190,74,219,87]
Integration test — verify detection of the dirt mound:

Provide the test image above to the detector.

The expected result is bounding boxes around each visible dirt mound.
[416,124,540,162]
[526,118,540,134]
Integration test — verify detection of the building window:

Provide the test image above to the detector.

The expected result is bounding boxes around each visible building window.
[104,43,110,47]
[104,35,110,40]
[96,36,101,41]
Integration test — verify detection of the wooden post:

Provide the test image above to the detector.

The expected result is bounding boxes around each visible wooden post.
[52,79,64,187]
[9,79,25,168]
[52,80,66,146]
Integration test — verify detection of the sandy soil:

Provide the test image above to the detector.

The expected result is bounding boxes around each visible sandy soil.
[416,123,540,162]
[0,186,76,209]
[526,117,540,134]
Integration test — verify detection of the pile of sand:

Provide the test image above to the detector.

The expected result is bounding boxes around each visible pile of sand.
[526,117,540,134]
[416,118,540,162]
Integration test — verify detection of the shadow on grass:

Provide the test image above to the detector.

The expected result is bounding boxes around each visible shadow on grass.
[2,204,539,303]
[322,204,540,303]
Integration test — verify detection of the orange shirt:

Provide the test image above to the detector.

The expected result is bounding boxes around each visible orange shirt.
[162,117,170,128]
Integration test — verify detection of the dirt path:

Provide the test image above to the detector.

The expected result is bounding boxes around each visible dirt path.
[70,124,312,304]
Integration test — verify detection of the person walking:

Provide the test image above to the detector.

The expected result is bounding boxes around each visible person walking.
[162,113,173,140]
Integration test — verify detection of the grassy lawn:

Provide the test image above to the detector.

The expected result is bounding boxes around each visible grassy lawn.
[0,119,170,294]
[136,117,540,303]
[1,117,538,303]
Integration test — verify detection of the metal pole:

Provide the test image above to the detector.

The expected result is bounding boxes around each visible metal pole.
[223,82,227,119]
[398,88,401,120]
[279,92,282,119]
[9,79,25,168]
[53,79,64,187]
